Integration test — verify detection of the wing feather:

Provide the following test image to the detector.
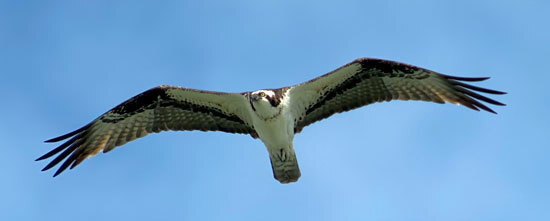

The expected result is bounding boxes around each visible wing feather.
[289,58,506,133]
[38,85,256,176]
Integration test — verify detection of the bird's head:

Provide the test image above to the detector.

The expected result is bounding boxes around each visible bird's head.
[249,90,283,119]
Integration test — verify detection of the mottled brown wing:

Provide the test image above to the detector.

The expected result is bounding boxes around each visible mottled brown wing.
[289,58,506,133]
[38,85,256,176]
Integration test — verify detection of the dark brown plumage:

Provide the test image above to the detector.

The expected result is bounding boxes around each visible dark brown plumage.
[38,58,505,181]
[39,86,257,177]
[292,58,505,133]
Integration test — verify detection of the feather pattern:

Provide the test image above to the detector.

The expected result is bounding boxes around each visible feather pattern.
[289,58,506,133]
[38,85,256,176]
[38,58,505,182]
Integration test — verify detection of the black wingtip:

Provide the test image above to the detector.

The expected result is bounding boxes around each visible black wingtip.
[441,74,491,82]
[36,156,47,161]
[69,160,81,169]
[44,138,58,143]
[45,123,92,143]
[53,170,63,177]
[481,103,498,114]
[45,132,75,143]
[41,164,54,172]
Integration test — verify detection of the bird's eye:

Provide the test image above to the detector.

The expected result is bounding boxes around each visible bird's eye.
[259,92,266,97]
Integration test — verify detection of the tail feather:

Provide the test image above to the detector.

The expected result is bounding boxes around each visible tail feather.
[269,150,301,184]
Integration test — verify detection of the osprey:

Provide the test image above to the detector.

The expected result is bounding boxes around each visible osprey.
[38,58,505,183]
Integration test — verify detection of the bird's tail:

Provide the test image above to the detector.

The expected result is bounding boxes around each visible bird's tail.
[269,147,301,184]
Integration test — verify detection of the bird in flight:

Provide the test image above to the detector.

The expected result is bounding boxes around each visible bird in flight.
[38,58,505,183]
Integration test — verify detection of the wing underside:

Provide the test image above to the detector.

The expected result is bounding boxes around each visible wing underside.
[38,85,256,176]
[290,58,506,133]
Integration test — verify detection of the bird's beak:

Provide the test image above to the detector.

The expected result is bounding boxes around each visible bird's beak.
[251,94,261,101]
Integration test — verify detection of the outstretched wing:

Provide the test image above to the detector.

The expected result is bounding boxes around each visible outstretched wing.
[288,58,506,133]
[38,85,256,176]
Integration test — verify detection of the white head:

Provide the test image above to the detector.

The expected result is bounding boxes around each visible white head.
[249,90,283,120]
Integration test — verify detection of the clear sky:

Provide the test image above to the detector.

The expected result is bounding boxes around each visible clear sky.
[1,0,548,220]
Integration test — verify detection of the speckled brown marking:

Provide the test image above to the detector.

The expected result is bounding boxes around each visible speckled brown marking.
[39,85,258,177]
[294,58,506,134]
[39,57,505,182]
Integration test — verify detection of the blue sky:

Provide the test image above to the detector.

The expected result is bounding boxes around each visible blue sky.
[1,0,548,220]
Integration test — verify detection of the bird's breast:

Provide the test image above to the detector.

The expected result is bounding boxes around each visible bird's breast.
[251,111,295,148]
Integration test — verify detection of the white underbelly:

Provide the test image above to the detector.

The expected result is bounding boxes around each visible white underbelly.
[253,115,294,149]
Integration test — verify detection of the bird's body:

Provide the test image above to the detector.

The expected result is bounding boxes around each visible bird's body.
[38,58,506,183]
[248,89,301,182]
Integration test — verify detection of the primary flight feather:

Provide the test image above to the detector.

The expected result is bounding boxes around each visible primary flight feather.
[38,58,506,183]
